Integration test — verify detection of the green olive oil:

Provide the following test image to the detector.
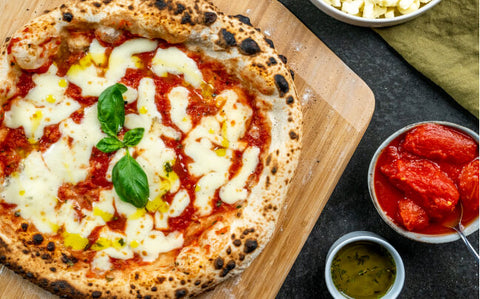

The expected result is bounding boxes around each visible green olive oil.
[331,241,396,299]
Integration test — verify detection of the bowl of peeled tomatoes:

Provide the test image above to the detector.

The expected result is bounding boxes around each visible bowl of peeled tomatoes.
[368,121,479,243]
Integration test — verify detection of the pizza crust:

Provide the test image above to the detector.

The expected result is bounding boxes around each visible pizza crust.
[0,0,302,298]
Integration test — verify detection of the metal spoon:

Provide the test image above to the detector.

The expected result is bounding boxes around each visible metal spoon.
[443,202,479,261]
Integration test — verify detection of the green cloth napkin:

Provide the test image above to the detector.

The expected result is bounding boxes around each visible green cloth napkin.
[374,0,479,118]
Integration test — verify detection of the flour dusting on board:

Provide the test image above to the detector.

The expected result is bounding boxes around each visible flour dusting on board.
[301,87,314,105]
[215,275,242,299]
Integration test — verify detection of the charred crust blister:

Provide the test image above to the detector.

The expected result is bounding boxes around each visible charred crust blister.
[218,28,236,47]
[244,239,258,253]
[266,57,277,66]
[286,96,294,105]
[289,130,298,140]
[264,38,275,49]
[274,74,289,97]
[214,257,224,269]
[174,3,186,15]
[62,12,73,22]
[239,38,261,55]
[154,0,167,10]
[203,11,217,25]
[32,233,44,245]
[46,241,55,251]
[278,54,287,64]
[233,14,252,26]
[175,288,188,298]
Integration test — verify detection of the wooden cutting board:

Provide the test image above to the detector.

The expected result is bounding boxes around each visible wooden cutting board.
[0,0,375,298]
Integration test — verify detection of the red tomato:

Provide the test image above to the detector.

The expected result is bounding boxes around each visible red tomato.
[398,198,429,231]
[381,158,459,219]
[403,123,478,164]
[458,159,479,212]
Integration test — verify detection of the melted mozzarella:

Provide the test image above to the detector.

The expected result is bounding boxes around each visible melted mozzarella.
[151,47,203,88]
[44,104,105,184]
[220,146,260,204]
[123,78,179,199]
[168,86,192,133]
[1,151,61,233]
[67,38,156,98]
[155,189,190,229]
[5,64,80,140]
[217,90,252,150]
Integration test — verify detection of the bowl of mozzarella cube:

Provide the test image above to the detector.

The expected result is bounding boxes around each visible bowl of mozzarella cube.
[310,0,441,27]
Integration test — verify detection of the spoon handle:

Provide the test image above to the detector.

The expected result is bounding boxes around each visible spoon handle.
[454,227,480,262]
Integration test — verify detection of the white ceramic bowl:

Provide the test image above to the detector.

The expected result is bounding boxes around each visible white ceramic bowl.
[325,231,405,299]
[368,121,479,243]
[309,0,441,27]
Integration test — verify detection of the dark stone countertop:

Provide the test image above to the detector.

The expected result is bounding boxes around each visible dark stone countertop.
[275,1,479,298]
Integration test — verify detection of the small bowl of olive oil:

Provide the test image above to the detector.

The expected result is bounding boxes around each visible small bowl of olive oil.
[325,231,405,299]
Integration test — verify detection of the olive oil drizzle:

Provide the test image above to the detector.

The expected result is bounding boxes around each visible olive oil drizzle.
[331,241,396,299]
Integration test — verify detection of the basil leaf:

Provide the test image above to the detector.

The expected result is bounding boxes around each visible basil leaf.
[96,137,124,153]
[123,128,145,147]
[97,83,127,137]
[112,152,149,208]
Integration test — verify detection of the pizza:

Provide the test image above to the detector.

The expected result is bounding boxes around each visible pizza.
[0,0,302,298]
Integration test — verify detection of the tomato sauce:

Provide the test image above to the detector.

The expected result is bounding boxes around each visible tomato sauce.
[0,128,32,176]
[374,123,479,234]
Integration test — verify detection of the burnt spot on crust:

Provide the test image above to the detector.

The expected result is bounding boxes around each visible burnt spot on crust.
[151,286,158,291]
[274,74,289,97]
[244,239,258,254]
[220,260,236,277]
[50,280,77,296]
[271,166,278,175]
[92,2,101,8]
[204,11,217,25]
[233,239,242,247]
[21,223,28,231]
[214,257,224,269]
[175,288,188,298]
[174,3,186,15]
[239,38,261,55]
[32,233,44,245]
[226,247,232,255]
[154,0,167,10]
[156,276,166,284]
[265,38,275,49]
[289,130,298,140]
[266,154,272,166]
[92,291,102,298]
[181,12,193,25]
[278,54,287,64]
[46,242,55,251]
[286,95,294,105]
[233,14,252,26]
[218,29,236,48]
[290,69,295,80]
[62,12,73,22]
[266,57,277,66]
[61,253,78,266]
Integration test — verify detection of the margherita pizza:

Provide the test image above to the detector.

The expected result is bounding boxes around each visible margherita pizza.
[0,0,302,298]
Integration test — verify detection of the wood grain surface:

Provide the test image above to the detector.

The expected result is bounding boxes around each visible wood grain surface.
[0,0,375,298]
